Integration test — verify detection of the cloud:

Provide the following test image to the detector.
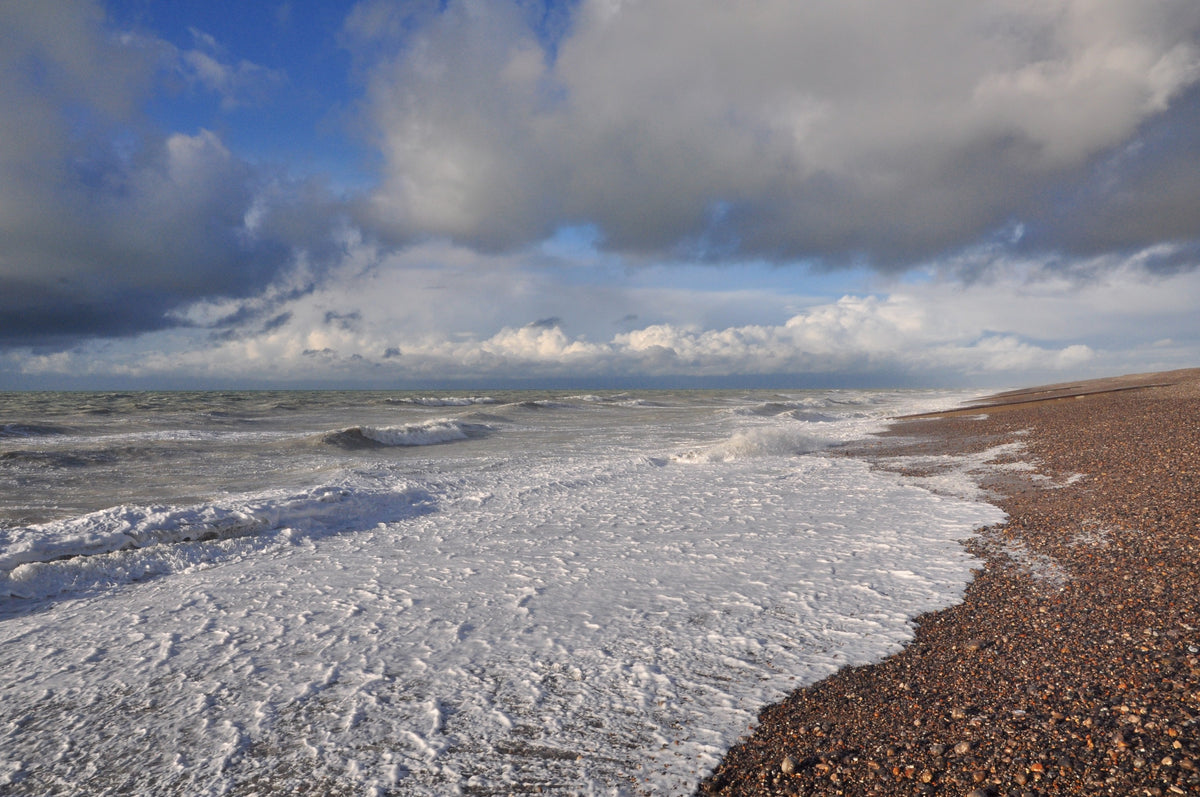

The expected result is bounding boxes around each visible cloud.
[176,27,287,110]
[1021,85,1200,256]
[351,0,1200,265]
[7,238,1194,388]
[0,0,339,347]
[2,0,1197,383]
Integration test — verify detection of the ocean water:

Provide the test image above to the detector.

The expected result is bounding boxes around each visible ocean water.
[0,389,1005,795]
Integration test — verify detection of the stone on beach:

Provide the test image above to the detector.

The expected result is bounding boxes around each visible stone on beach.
[698,367,1200,796]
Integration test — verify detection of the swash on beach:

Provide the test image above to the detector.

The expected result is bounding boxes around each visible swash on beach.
[0,389,1004,795]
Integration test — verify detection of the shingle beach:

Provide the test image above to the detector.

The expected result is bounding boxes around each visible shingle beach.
[699,368,1200,796]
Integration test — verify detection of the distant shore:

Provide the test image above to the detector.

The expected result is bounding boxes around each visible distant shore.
[699,367,1200,796]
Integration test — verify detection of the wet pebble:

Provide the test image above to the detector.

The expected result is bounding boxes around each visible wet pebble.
[696,374,1200,796]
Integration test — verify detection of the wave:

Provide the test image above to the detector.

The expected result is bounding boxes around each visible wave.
[672,426,837,463]
[506,400,575,411]
[0,450,117,469]
[321,419,491,449]
[786,410,842,423]
[571,394,661,407]
[732,401,804,417]
[729,397,842,417]
[0,423,71,439]
[386,396,497,407]
[0,481,437,599]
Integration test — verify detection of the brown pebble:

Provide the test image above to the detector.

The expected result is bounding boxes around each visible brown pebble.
[692,372,1200,797]
[780,755,795,775]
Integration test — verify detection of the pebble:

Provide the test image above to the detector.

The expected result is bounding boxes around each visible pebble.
[696,372,1200,797]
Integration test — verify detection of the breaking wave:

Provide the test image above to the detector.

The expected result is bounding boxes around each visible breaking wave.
[0,481,437,599]
[505,399,577,411]
[1,423,70,439]
[386,396,497,407]
[672,426,837,463]
[321,419,491,449]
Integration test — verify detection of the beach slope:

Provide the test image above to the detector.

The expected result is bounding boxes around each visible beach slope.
[699,368,1200,796]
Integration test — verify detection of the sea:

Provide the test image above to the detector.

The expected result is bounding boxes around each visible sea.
[0,389,1007,795]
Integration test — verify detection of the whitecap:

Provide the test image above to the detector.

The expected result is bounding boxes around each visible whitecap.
[322,419,491,449]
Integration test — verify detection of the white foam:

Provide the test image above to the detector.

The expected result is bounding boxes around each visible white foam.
[672,426,835,462]
[1000,540,1069,590]
[877,441,1036,501]
[359,419,489,446]
[0,479,436,597]
[391,396,498,406]
[0,389,1005,796]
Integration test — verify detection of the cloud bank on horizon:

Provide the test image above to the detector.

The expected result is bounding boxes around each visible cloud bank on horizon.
[2,0,1199,388]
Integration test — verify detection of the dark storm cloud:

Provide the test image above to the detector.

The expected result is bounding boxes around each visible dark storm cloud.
[324,311,363,330]
[0,0,340,348]
[262,312,294,333]
[1019,84,1200,258]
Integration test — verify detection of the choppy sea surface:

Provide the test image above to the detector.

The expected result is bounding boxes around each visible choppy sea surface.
[0,389,1005,795]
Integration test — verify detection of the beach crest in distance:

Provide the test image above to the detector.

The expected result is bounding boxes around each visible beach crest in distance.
[699,367,1200,796]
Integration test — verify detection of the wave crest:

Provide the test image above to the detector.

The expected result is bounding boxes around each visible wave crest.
[386,396,497,407]
[1,423,70,439]
[322,419,491,449]
[0,482,437,599]
[672,427,835,463]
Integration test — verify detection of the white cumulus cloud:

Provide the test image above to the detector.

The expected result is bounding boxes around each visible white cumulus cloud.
[351,0,1200,263]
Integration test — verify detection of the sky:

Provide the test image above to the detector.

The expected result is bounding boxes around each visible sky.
[1,0,1199,390]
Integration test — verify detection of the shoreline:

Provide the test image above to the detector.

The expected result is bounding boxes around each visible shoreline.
[698,368,1200,796]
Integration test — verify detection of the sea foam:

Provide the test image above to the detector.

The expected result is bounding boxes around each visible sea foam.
[0,387,1006,796]
[0,480,436,598]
